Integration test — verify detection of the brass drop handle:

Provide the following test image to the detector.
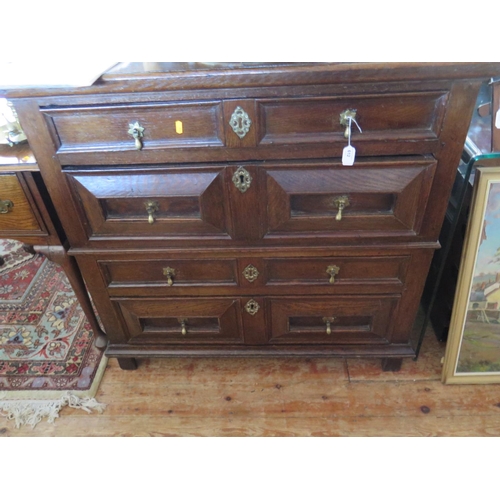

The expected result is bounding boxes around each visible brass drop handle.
[333,196,349,221]
[326,265,340,284]
[128,121,145,150]
[0,199,14,214]
[339,109,361,139]
[163,267,176,286]
[322,316,336,335]
[145,201,159,224]
[179,318,188,335]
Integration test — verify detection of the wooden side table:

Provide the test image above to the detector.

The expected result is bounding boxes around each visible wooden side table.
[0,143,107,348]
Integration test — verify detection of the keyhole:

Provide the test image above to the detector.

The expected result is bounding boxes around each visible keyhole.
[240,174,245,184]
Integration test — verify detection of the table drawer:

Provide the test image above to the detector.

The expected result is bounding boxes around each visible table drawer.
[45,91,448,165]
[113,297,244,345]
[0,174,41,233]
[268,296,399,345]
[261,255,408,289]
[43,101,224,153]
[264,157,437,240]
[258,92,448,148]
[65,167,231,240]
[101,258,238,289]
[99,253,408,297]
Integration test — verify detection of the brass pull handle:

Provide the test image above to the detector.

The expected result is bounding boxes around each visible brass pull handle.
[322,316,336,335]
[0,199,14,214]
[145,201,159,224]
[326,265,340,284]
[333,196,349,221]
[128,121,145,150]
[339,109,361,139]
[179,318,187,335]
[163,267,176,286]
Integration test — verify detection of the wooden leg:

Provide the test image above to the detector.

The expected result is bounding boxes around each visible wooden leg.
[118,358,138,370]
[381,358,403,372]
[22,244,36,255]
[34,245,108,349]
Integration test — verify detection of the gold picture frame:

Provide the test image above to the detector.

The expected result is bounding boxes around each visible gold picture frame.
[443,166,500,384]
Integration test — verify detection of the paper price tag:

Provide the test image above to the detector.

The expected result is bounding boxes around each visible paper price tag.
[342,145,356,166]
[495,109,500,129]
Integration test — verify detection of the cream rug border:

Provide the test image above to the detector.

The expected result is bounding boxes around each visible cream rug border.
[0,355,108,429]
[0,353,108,401]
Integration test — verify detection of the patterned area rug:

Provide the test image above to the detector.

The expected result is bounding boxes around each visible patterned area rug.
[0,239,107,428]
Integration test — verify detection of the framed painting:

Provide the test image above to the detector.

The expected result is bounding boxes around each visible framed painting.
[443,166,500,384]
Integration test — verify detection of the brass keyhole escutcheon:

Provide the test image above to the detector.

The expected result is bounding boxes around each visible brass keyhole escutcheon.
[163,267,176,286]
[322,316,336,335]
[229,106,252,139]
[179,318,188,335]
[145,201,159,224]
[245,299,260,316]
[0,199,14,214]
[243,264,259,283]
[326,265,340,284]
[232,166,252,193]
[333,196,350,221]
[128,121,145,150]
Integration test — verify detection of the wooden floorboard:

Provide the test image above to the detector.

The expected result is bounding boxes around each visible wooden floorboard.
[2,326,500,437]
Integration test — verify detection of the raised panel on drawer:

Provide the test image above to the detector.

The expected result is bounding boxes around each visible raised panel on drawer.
[65,167,230,239]
[258,92,448,147]
[268,296,399,345]
[263,255,409,289]
[114,298,243,344]
[0,174,42,232]
[100,258,239,289]
[43,102,224,153]
[265,157,436,240]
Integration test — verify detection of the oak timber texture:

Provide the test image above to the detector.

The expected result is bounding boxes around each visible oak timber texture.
[3,322,500,437]
[0,174,41,232]
[8,63,500,371]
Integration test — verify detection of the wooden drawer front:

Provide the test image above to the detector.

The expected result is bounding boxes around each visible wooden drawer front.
[0,174,41,232]
[44,102,224,153]
[268,296,399,345]
[65,168,229,239]
[263,255,408,290]
[258,92,448,149]
[265,158,436,239]
[114,298,243,345]
[101,258,238,289]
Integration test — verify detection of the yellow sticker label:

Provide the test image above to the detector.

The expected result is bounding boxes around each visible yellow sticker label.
[175,120,183,134]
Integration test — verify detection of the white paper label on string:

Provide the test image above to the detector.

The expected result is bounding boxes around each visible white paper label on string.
[342,145,356,166]
[495,108,500,129]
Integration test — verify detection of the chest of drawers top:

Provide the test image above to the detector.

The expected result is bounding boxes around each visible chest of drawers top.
[6,63,500,164]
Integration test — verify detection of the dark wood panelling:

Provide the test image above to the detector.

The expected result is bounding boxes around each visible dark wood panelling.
[43,101,224,153]
[9,63,499,371]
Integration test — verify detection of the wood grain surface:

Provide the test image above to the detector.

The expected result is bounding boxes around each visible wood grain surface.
[3,322,500,437]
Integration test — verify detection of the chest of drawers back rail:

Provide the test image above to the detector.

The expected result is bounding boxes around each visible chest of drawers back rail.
[7,63,500,370]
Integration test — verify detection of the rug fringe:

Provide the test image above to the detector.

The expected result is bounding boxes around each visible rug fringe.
[0,392,106,429]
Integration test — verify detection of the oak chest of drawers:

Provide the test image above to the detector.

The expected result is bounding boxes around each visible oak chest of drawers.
[6,62,500,370]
